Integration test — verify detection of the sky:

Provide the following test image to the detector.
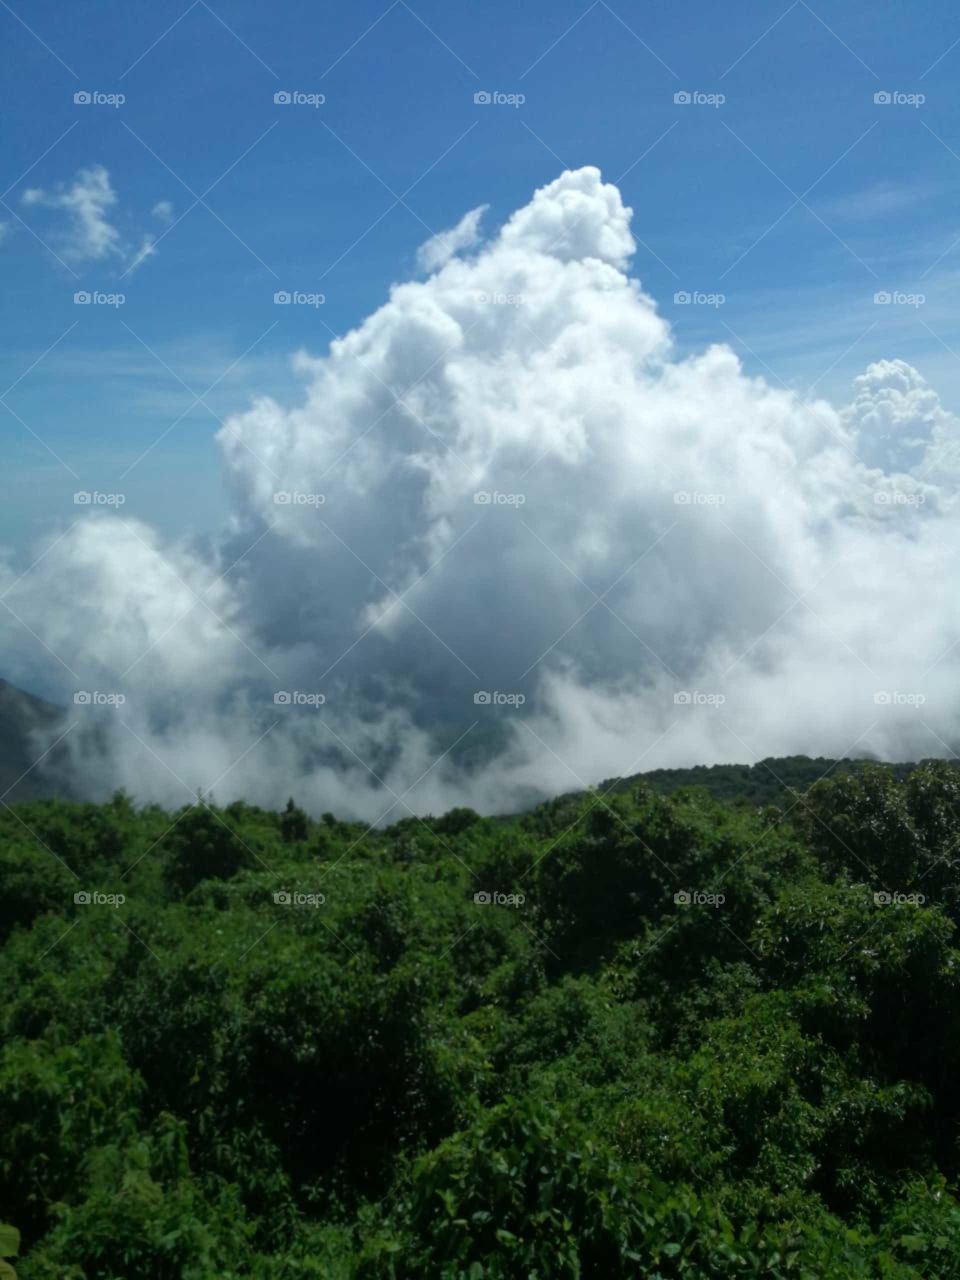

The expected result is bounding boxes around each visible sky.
[3,0,960,815]
[4,0,960,544]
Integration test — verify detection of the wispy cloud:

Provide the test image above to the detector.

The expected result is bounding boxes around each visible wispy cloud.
[417,204,488,271]
[815,180,941,223]
[21,165,162,274]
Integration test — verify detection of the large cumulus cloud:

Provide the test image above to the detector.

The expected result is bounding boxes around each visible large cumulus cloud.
[4,167,959,818]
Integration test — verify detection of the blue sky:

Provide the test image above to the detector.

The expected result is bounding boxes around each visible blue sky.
[3,0,960,550]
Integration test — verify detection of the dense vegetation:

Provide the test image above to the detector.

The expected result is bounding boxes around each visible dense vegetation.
[600,754,960,809]
[3,759,960,1277]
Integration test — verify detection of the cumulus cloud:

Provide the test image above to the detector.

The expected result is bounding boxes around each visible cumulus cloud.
[5,166,960,819]
[22,165,161,272]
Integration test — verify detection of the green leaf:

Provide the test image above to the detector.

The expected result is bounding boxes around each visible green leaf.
[0,1227,18,1259]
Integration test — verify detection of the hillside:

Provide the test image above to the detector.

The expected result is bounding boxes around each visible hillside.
[0,679,65,804]
[2,763,960,1276]
[601,754,957,807]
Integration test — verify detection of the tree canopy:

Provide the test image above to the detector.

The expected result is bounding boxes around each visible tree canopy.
[2,761,960,1276]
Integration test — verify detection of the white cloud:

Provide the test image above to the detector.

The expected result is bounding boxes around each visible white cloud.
[6,166,960,817]
[126,234,159,274]
[23,165,121,261]
[416,204,487,271]
[151,200,174,224]
[816,180,938,222]
[21,165,162,272]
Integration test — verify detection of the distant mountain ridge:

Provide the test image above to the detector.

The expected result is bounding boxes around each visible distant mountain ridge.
[0,679,65,803]
[599,754,959,807]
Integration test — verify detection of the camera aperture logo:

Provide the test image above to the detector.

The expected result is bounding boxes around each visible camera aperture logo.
[674,490,725,506]
[873,690,926,706]
[674,90,725,108]
[674,290,725,308]
[476,291,525,306]
[74,490,125,506]
[874,290,924,308]
[873,890,925,907]
[474,890,525,907]
[273,889,325,907]
[274,290,325,307]
[473,90,525,108]
[74,690,125,707]
[674,889,725,907]
[74,291,125,307]
[274,690,325,707]
[874,90,925,108]
[674,690,725,706]
[274,90,325,107]
[74,90,125,108]
[473,490,525,506]
[474,690,525,707]
[273,490,325,506]
[874,489,926,507]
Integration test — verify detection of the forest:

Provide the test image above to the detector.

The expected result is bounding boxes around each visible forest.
[2,758,960,1277]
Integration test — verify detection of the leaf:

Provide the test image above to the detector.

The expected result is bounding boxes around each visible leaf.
[0,1227,18,1258]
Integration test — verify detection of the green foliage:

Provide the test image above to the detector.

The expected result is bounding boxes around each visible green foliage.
[0,1223,19,1280]
[3,759,960,1275]
[161,802,259,897]
[280,799,310,845]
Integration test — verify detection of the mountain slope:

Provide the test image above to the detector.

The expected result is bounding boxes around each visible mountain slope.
[0,679,65,803]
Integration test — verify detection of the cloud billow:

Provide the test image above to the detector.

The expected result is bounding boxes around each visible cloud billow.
[6,167,960,817]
